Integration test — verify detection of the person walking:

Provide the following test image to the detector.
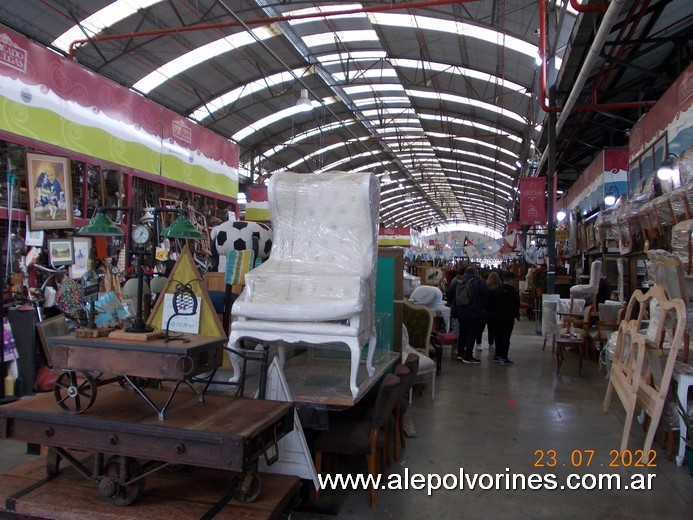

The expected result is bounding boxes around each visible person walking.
[476,271,502,353]
[490,271,521,365]
[446,266,490,364]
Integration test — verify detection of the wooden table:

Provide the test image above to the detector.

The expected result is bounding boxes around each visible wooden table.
[0,385,295,510]
[48,333,225,420]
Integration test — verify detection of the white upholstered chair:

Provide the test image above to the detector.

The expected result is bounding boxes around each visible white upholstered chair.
[228,171,380,397]
[569,260,602,303]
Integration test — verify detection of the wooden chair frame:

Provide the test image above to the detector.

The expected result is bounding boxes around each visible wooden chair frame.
[603,284,686,461]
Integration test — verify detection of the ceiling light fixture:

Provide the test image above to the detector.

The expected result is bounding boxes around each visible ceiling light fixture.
[296,88,313,112]
[556,209,567,222]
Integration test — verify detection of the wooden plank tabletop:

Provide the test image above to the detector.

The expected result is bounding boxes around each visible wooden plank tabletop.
[279,350,400,407]
[47,333,226,355]
[0,385,292,440]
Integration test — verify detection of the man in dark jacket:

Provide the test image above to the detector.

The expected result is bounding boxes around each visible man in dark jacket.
[490,271,521,365]
[446,266,490,364]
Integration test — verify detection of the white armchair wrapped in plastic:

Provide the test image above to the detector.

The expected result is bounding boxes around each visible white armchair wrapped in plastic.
[229,171,380,398]
[569,260,602,303]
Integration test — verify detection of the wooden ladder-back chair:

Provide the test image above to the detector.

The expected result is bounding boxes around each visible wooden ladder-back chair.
[314,373,402,508]
[603,284,686,461]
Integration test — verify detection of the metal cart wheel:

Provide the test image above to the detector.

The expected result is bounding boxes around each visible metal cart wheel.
[54,370,97,414]
[230,470,262,503]
[98,455,145,506]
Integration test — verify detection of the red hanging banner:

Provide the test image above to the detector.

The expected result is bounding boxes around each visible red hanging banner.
[519,177,547,226]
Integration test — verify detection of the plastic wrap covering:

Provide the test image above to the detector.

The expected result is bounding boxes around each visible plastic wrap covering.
[595,208,616,246]
[631,175,656,203]
[602,328,620,370]
[669,185,692,223]
[598,301,624,323]
[234,171,379,321]
[541,294,559,337]
[646,249,684,300]
[228,171,381,398]
[409,285,444,308]
[671,219,693,272]
[615,200,642,253]
[409,285,450,331]
[679,145,693,185]
[639,201,656,236]
[653,194,675,227]
[403,271,421,298]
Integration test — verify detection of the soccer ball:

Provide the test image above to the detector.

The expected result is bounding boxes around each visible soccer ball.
[210,220,273,270]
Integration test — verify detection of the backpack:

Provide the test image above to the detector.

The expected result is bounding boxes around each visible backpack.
[455,279,474,307]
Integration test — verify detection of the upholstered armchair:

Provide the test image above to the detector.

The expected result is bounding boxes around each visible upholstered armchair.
[409,285,451,332]
[569,260,602,303]
[401,301,436,400]
[228,171,380,398]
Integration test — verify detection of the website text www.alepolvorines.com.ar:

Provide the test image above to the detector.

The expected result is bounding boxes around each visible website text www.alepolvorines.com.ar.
[317,468,657,496]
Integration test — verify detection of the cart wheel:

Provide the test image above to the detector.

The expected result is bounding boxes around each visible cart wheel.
[118,376,151,392]
[230,471,262,503]
[46,448,62,476]
[98,456,144,506]
[54,370,97,414]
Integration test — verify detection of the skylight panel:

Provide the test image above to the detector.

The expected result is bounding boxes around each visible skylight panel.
[391,58,529,97]
[52,0,161,51]
[317,51,387,65]
[408,89,526,125]
[370,13,535,59]
[352,97,411,108]
[418,113,522,144]
[342,84,406,95]
[190,68,308,122]
[284,4,368,25]
[134,27,274,93]
[302,30,379,48]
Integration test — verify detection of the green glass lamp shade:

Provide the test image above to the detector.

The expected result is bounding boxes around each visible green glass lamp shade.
[78,212,124,236]
[160,214,203,239]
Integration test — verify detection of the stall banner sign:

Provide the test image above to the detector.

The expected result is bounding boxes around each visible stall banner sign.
[603,147,628,202]
[245,184,270,222]
[378,227,411,246]
[519,177,546,225]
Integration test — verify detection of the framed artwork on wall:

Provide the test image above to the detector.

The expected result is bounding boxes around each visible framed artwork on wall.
[69,237,92,279]
[26,152,73,230]
[47,238,74,267]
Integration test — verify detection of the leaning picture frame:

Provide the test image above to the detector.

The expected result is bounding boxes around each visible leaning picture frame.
[26,152,73,230]
[48,238,74,267]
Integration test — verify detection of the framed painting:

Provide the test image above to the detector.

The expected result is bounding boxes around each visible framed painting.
[47,238,74,267]
[26,152,73,230]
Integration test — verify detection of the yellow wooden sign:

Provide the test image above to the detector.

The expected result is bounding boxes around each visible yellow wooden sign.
[147,245,225,341]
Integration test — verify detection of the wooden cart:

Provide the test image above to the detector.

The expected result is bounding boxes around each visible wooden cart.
[0,385,294,509]
[48,333,224,420]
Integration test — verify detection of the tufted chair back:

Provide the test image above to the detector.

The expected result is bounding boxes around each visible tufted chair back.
[268,171,380,277]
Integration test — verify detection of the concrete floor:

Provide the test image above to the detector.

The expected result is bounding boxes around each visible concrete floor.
[1,318,692,518]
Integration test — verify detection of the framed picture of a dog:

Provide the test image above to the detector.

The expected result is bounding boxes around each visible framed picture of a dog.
[26,152,73,230]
